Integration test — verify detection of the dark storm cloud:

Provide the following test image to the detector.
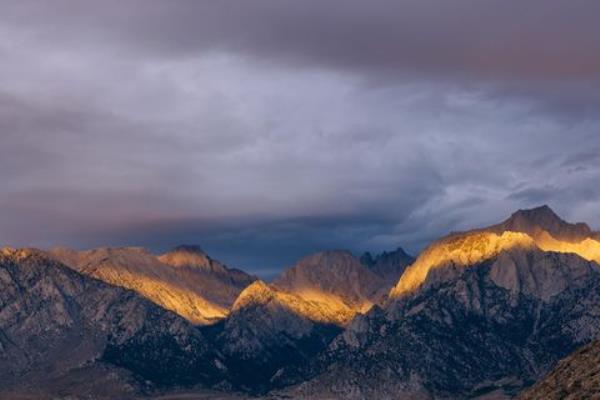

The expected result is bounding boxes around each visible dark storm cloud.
[5,0,600,80]
[1,1,600,276]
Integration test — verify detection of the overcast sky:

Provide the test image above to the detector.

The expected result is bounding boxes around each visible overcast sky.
[2,0,600,277]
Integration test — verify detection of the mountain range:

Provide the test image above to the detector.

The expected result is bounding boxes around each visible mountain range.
[1,205,599,399]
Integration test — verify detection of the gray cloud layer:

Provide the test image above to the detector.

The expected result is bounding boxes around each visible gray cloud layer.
[1,1,600,276]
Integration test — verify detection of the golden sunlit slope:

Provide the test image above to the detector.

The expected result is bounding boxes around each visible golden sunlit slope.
[158,245,256,311]
[390,231,537,297]
[232,280,354,326]
[159,244,229,273]
[391,206,600,298]
[49,246,255,325]
[535,231,600,264]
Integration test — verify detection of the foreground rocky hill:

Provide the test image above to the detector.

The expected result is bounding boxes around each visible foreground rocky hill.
[518,340,600,400]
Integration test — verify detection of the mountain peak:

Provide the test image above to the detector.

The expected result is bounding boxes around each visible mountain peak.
[1,247,47,262]
[360,247,415,286]
[510,205,562,225]
[0,246,16,256]
[230,279,354,326]
[361,247,411,266]
[158,244,220,271]
[277,249,375,287]
[288,250,366,274]
[169,244,206,255]
[299,249,355,262]
[519,203,554,214]
[390,206,600,299]
[231,280,276,311]
[495,205,592,242]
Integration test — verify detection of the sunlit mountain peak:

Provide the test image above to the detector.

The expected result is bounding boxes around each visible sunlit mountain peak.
[158,244,228,274]
[391,206,600,299]
[391,231,536,297]
[231,279,354,326]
